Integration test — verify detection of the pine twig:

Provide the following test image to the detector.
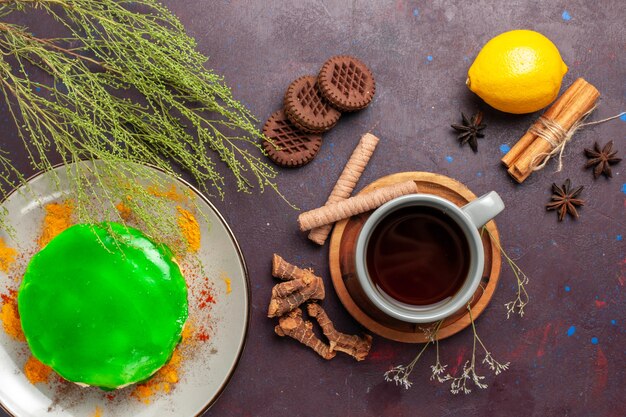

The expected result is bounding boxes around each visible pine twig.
[0,0,283,235]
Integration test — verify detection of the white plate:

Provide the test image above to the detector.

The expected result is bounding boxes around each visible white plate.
[0,161,250,417]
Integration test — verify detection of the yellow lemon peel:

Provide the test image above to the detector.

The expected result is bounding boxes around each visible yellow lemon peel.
[467,30,567,114]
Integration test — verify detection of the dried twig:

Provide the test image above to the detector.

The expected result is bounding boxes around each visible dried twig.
[481,227,530,318]
[384,304,509,394]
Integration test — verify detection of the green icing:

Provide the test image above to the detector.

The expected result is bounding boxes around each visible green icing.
[18,222,188,389]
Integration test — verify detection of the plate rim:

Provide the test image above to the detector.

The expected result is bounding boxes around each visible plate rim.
[0,161,251,417]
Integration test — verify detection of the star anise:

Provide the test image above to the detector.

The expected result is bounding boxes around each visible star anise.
[546,179,585,221]
[584,141,621,178]
[451,111,486,152]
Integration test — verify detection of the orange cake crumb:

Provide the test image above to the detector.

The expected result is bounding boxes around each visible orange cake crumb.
[115,201,133,221]
[221,272,232,294]
[24,356,52,384]
[181,323,194,342]
[0,290,24,341]
[176,207,200,252]
[0,238,17,273]
[38,201,73,248]
[132,349,183,404]
[147,184,185,202]
[91,406,103,417]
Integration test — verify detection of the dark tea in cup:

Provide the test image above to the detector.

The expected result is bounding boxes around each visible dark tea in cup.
[365,205,470,305]
[354,191,503,323]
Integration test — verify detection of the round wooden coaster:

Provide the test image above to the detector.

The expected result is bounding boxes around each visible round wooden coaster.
[328,172,502,343]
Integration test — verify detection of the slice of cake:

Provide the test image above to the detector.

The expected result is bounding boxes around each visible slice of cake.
[18,222,188,389]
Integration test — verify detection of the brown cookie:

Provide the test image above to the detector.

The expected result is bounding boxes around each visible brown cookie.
[318,56,375,112]
[262,110,322,168]
[283,75,341,133]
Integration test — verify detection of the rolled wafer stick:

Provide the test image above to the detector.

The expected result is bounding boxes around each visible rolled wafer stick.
[298,180,418,231]
[308,133,380,245]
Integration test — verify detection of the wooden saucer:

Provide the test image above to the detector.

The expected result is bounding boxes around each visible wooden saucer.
[328,172,502,343]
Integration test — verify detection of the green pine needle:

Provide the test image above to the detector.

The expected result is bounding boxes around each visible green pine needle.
[0,0,280,238]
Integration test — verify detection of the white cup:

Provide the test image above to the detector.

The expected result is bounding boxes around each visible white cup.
[352,191,504,323]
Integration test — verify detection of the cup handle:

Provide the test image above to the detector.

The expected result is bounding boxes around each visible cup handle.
[461,191,505,228]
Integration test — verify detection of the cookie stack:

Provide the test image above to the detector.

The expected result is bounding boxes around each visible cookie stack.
[263,56,376,168]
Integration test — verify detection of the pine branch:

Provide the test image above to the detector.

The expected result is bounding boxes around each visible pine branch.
[0,0,281,236]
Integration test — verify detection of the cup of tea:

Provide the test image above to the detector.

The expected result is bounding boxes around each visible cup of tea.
[352,191,504,323]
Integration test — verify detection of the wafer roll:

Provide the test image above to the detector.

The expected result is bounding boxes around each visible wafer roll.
[308,133,380,245]
[298,180,418,231]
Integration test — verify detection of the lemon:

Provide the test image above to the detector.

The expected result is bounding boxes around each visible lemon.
[467,29,568,114]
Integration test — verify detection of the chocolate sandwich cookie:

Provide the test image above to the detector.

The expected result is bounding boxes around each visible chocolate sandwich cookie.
[283,75,341,133]
[262,110,323,168]
[318,56,376,112]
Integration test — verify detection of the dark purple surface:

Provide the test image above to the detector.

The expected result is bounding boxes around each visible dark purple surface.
[1,1,625,416]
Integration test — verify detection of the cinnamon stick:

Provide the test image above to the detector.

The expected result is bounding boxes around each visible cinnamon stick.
[297,180,418,232]
[501,79,586,168]
[502,78,600,183]
[308,133,379,245]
